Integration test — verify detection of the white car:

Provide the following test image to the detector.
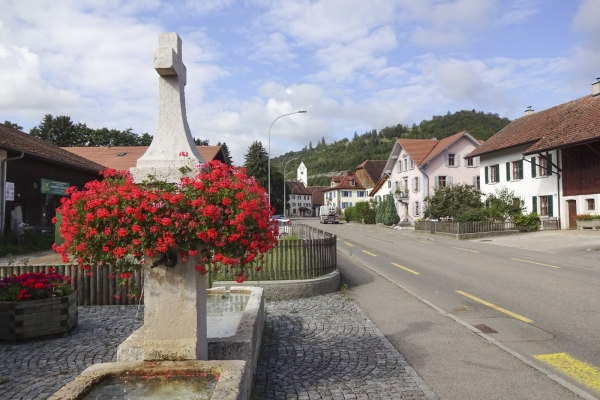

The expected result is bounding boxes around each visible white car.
[274,218,292,237]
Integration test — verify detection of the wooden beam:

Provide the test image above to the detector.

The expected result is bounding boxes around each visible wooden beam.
[561,149,585,167]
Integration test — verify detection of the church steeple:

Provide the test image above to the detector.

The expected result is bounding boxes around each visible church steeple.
[297,162,307,187]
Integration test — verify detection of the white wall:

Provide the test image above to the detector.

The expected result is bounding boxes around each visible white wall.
[480,145,559,221]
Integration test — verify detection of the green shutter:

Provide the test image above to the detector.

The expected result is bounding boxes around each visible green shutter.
[531,157,536,178]
[532,196,537,213]
[506,162,511,181]
[495,164,500,183]
[547,154,553,176]
[485,166,489,184]
[518,159,524,179]
[547,195,553,217]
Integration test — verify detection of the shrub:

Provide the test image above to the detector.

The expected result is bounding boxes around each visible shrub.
[513,212,541,231]
[376,194,399,226]
[424,184,484,220]
[454,207,488,222]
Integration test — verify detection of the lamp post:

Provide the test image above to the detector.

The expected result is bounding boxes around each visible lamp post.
[268,111,307,207]
[283,158,298,217]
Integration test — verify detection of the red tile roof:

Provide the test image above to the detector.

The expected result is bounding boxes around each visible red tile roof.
[0,124,104,172]
[467,94,600,157]
[63,146,224,170]
[308,186,328,205]
[286,181,311,195]
[356,160,387,184]
[397,131,479,166]
[328,171,365,190]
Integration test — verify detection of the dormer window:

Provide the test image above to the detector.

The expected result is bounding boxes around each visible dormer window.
[331,182,335,187]
[117,152,128,157]
[349,179,355,186]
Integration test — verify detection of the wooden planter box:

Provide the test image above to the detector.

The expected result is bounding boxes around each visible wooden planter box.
[0,291,78,341]
[576,220,600,230]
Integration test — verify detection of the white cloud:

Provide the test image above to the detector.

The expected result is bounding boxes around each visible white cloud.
[572,0,600,85]
[496,0,540,26]
[248,32,297,63]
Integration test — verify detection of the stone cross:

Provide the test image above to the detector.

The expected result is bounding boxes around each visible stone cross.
[131,32,204,183]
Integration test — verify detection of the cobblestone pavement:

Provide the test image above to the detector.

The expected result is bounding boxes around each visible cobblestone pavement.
[0,306,143,400]
[253,293,437,400]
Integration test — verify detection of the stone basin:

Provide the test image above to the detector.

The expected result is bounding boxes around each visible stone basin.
[48,360,247,400]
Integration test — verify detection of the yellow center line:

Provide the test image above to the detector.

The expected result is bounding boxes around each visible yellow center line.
[453,247,480,253]
[456,290,533,323]
[418,240,433,244]
[344,242,354,247]
[534,353,600,393]
[391,263,420,275]
[511,258,561,269]
[362,250,377,257]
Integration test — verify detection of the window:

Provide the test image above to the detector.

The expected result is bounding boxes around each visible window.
[341,202,353,209]
[538,156,547,176]
[448,154,455,166]
[357,191,366,197]
[413,176,420,192]
[349,179,355,186]
[331,182,335,187]
[414,201,420,216]
[438,176,446,187]
[587,199,595,211]
[539,196,548,216]
[409,159,415,169]
[404,159,408,171]
[467,158,474,167]
[490,165,498,183]
[475,176,480,190]
[292,202,296,207]
[512,161,519,180]
[387,180,391,188]
[397,160,402,173]
[341,191,352,197]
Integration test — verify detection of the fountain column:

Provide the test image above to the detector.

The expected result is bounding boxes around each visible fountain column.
[130,32,208,361]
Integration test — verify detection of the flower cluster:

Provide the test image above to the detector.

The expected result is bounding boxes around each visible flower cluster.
[53,160,278,291]
[575,214,600,221]
[0,268,73,302]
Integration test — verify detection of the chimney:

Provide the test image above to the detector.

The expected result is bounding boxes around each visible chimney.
[525,106,534,116]
[593,78,600,97]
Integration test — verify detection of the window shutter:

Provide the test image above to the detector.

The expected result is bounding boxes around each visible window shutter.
[532,196,537,213]
[518,159,524,179]
[547,154,553,176]
[412,201,416,216]
[495,164,500,183]
[434,176,439,189]
[447,176,453,187]
[531,157,536,178]
[506,162,511,181]
[485,166,489,184]
[444,153,449,166]
[456,154,460,167]
[349,192,352,197]
[474,157,480,167]
[547,195,553,217]
[411,177,415,191]
[473,176,478,187]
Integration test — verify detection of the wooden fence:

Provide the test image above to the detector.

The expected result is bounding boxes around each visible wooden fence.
[0,223,337,306]
[415,220,516,234]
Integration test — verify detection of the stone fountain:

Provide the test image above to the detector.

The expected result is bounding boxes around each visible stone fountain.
[49,33,263,400]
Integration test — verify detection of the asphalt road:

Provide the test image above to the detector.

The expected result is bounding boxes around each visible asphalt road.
[299,217,600,400]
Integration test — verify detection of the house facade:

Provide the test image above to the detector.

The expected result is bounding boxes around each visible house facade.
[466,80,600,229]
[383,131,481,224]
[323,170,368,214]
[286,181,312,217]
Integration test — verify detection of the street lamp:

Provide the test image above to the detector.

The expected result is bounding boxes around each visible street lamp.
[283,158,298,217]
[268,110,307,207]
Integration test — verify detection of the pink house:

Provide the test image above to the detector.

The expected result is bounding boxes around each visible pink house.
[382,131,482,224]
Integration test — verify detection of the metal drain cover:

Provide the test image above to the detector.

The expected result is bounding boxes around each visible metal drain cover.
[474,324,498,334]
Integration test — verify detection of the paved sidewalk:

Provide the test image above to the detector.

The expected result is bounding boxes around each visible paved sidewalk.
[253,294,436,400]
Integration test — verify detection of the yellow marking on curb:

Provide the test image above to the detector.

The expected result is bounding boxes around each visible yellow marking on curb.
[534,353,600,393]
[392,263,420,275]
[456,291,533,323]
[418,240,433,244]
[453,247,479,253]
[511,258,561,269]
[344,242,354,247]
[362,250,377,257]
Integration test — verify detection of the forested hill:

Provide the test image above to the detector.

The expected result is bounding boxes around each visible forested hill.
[272,110,511,186]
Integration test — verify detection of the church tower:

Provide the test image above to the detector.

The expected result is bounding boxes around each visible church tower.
[297,162,307,187]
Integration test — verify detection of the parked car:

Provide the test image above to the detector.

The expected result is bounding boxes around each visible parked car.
[274,218,292,237]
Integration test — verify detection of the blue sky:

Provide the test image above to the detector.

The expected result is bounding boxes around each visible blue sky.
[1,0,599,165]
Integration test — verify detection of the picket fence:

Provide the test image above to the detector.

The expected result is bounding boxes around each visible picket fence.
[0,223,336,306]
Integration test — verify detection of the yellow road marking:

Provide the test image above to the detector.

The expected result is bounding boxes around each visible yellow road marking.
[344,242,354,247]
[418,240,433,244]
[511,258,561,269]
[456,291,533,323]
[391,263,420,275]
[534,353,600,393]
[396,236,405,239]
[379,232,388,235]
[362,250,377,257]
[453,247,480,253]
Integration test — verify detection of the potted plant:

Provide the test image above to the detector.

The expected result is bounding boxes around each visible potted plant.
[53,160,278,297]
[0,268,76,340]
[575,214,600,229]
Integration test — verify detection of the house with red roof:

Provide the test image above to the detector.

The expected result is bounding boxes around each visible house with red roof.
[466,80,600,229]
[383,131,482,224]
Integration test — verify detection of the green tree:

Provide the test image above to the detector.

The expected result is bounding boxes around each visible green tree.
[3,121,23,131]
[194,138,209,146]
[485,186,525,221]
[244,141,269,189]
[423,184,484,220]
[376,194,399,226]
[217,142,233,166]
